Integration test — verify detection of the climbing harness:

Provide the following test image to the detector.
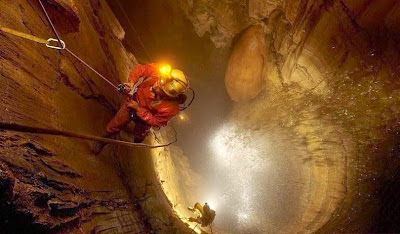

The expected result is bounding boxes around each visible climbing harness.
[0,0,180,149]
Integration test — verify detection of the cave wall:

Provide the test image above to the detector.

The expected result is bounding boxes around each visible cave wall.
[178,0,400,232]
[3,0,399,232]
[111,128,196,233]
[0,0,190,233]
[179,0,400,99]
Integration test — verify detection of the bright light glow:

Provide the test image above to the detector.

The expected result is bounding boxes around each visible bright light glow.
[209,122,271,229]
[177,112,190,123]
[204,198,218,211]
[210,123,266,170]
[160,64,172,77]
[237,212,249,222]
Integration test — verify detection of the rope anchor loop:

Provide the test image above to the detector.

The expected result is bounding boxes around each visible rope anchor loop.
[46,38,66,50]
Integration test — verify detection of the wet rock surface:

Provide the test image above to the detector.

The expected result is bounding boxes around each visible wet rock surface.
[176,0,400,232]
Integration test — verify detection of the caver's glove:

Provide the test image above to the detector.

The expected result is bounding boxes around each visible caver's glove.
[117,83,132,94]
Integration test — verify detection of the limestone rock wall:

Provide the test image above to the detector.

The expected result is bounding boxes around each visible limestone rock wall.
[111,129,194,233]
[179,0,400,232]
[0,0,137,232]
[0,0,189,233]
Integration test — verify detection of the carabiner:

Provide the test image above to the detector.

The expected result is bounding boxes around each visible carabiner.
[46,38,66,50]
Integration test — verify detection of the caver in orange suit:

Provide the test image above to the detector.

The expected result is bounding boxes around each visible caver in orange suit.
[106,64,187,143]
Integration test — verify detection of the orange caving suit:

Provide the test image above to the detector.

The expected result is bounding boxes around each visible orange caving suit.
[106,64,186,143]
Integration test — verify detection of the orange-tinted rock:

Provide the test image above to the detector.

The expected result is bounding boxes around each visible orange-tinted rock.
[249,0,282,20]
[225,25,266,102]
[0,0,188,233]
[178,0,400,232]
[45,0,81,33]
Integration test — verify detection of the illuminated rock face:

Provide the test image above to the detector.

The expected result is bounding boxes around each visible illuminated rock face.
[177,0,400,233]
[225,25,266,102]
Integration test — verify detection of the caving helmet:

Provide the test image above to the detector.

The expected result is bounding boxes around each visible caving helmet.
[159,64,189,97]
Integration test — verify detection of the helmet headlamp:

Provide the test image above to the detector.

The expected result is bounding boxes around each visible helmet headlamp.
[160,64,172,77]
[158,65,189,97]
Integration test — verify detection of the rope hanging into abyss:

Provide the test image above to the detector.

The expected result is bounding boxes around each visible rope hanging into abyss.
[0,0,180,148]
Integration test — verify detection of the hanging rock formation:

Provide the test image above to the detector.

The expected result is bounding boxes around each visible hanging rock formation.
[225,25,266,102]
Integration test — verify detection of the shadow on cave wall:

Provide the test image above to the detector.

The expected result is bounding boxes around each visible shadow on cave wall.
[369,122,400,233]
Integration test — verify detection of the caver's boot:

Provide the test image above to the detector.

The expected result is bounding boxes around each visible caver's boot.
[92,132,117,155]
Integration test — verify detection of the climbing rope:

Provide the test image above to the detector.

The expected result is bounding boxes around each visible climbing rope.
[37,0,120,90]
[64,47,118,89]
[38,0,63,45]
[0,122,177,149]
[191,223,199,233]
[115,0,154,63]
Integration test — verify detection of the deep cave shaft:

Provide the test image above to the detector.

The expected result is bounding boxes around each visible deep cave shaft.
[1,0,400,233]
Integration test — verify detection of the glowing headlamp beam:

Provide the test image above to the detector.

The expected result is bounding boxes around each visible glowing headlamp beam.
[160,64,172,77]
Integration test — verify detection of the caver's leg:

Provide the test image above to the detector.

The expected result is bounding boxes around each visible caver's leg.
[132,119,151,143]
[106,102,131,133]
